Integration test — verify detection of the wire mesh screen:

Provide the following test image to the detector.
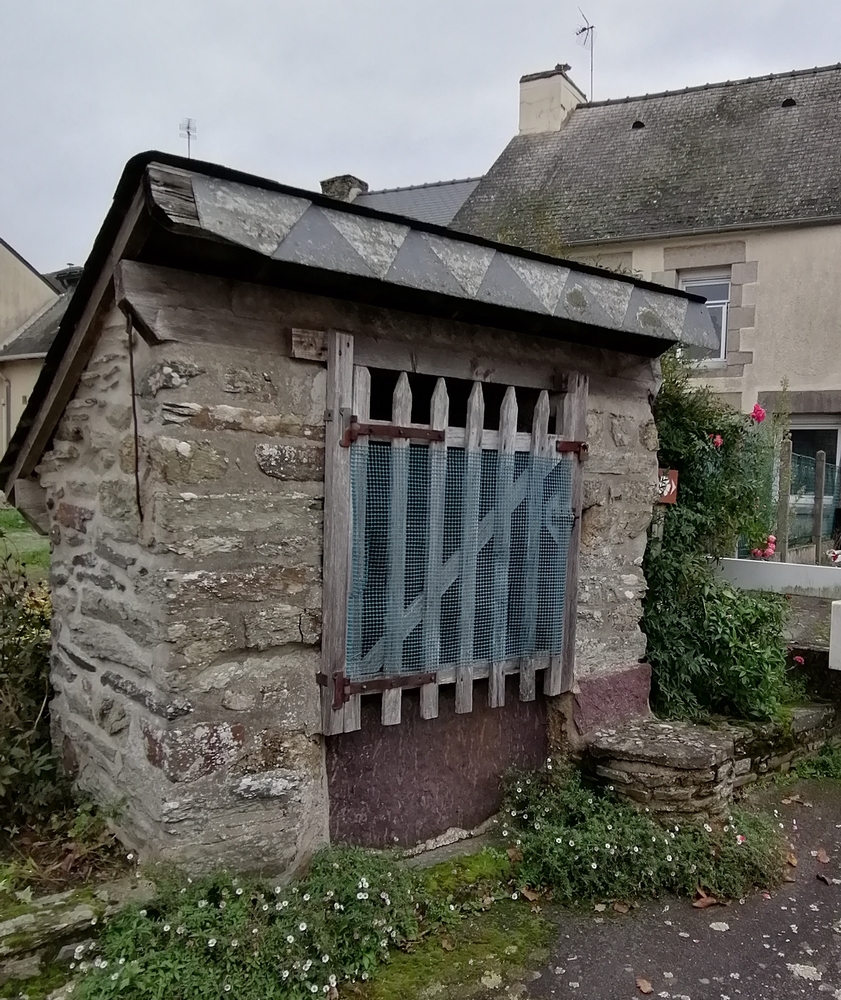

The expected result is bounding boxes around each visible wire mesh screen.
[346,441,574,681]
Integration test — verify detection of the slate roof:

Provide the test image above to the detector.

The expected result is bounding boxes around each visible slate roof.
[0,152,718,491]
[453,64,841,249]
[149,162,714,351]
[354,178,481,226]
[0,294,69,360]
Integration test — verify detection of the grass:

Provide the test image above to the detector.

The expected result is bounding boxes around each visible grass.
[0,803,130,916]
[0,506,49,579]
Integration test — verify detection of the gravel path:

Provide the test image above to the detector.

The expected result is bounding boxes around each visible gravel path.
[510,779,841,1000]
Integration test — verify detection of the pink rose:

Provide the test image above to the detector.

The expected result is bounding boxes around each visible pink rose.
[768,535,776,544]
[763,547,775,559]
[712,434,724,448]
[793,655,805,665]
[751,548,763,559]
[751,403,766,423]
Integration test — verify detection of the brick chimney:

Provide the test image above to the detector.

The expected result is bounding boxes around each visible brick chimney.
[518,64,586,135]
[320,175,369,202]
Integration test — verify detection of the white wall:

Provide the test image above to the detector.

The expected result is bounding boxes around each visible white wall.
[0,243,55,344]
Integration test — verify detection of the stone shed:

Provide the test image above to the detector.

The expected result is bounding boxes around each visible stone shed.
[0,152,715,873]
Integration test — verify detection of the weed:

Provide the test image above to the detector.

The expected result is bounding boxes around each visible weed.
[502,765,785,903]
[74,847,480,1000]
[790,744,841,780]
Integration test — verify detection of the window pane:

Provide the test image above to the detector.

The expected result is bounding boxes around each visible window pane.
[683,302,724,361]
[683,281,730,303]
[790,428,838,464]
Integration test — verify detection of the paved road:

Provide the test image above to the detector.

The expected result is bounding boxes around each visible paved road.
[518,779,841,1000]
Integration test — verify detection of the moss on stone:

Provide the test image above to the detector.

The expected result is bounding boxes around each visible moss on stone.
[0,961,68,1000]
[362,898,553,1000]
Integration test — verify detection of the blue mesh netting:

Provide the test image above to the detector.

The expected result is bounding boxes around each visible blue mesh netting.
[346,441,574,680]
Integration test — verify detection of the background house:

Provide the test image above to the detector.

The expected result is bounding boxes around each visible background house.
[0,237,80,463]
[451,63,841,482]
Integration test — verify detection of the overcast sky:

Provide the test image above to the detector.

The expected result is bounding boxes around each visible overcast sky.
[2,0,840,273]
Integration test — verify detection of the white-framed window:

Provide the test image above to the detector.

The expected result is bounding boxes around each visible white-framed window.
[789,417,841,470]
[679,269,731,363]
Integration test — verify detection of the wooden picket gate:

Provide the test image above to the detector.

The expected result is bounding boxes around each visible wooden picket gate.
[319,331,588,734]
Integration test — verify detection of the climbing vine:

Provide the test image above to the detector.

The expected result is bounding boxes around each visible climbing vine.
[642,351,796,720]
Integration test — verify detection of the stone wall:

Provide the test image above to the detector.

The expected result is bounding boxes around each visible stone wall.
[40,300,329,873]
[40,267,661,872]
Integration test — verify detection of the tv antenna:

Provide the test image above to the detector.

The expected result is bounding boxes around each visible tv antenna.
[179,117,197,158]
[575,9,594,102]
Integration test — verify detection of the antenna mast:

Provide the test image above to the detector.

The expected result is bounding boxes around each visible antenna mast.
[575,10,595,102]
[179,117,197,158]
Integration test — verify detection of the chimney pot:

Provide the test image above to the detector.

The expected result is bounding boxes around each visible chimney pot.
[320,174,369,202]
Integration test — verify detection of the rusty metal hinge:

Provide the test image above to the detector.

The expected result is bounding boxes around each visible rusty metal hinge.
[317,671,437,708]
[556,440,589,460]
[341,416,446,448]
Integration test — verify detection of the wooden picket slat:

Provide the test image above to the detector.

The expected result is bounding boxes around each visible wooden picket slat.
[456,382,485,714]
[383,372,412,726]
[520,390,552,702]
[420,378,449,720]
[547,373,589,696]
[343,366,371,731]
[489,386,518,708]
[321,330,355,735]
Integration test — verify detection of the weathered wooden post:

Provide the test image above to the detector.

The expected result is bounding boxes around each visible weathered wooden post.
[777,437,792,563]
[814,449,826,566]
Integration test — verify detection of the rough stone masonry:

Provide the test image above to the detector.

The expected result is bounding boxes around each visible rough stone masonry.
[38,264,663,873]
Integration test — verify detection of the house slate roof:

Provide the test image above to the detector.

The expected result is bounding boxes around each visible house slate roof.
[354,178,481,226]
[0,294,70,360]
[0,151,717,491]
[453,63,841,249]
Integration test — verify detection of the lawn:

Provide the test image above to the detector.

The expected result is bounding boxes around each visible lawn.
[0,504,50,578]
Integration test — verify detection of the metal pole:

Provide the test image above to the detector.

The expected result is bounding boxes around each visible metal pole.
[777,437,792,563]
[814,449,826,565]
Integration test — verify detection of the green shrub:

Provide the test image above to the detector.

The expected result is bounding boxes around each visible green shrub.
[502,766,784,903]
[791,744,841,779]
[643,350,795,720]
[0,561,61,820]
[75,847,471,1000]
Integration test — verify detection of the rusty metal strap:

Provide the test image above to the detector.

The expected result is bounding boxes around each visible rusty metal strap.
[317,671,437,708]
[556,440,589,460]
[341,417,445,447]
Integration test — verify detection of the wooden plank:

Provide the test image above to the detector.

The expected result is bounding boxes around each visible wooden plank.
[520,390,552,702]
[549,373,589,697]
[814,449,826,566]
[489,386,517,709]
[456,382,485,714]
[359,420,551,453]
[9,185,152,486]
[777,437,793,563]
[146,164,202,227]
[351,330,657,391]
[437,656,549,686]
[291,328,328,362]
[114,260,285,351]
[12,477,49,534]
[343,366,371,732]
[421,377,449,720]
[383,372,412,726]
[321,330,355,735]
